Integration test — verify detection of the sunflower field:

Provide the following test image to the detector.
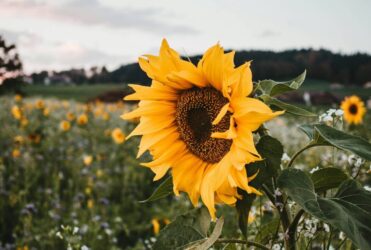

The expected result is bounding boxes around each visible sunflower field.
[1,40,371,250]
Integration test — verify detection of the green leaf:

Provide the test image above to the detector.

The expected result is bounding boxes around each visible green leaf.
[236,191,256,239]
[258,70,306,96]
[188,217,224,250]
[139,176,173,203]
[314,124,371,161]
[261,95,316,117]
[153,207,211,250]
[255,218,280,245]
[278,168,371,249]
[299,124,371,160]
[237,135,283,238]
[311,167,349,192]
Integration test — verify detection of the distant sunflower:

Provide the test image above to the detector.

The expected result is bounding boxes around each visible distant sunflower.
[122,39,283,218]
[341,95,366,125]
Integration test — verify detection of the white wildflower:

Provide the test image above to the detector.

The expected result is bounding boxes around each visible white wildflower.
[310,166,320,174]
[73,226,79,235]
[81,246,89,250]
[354,158,364,168]
[339,231,345,240]
[364,186,371,192]
[272,243,283,250]
[274,188,282,197]
[56,231,63,239]
[323,223,330,232]
[323,115,333,122]
[327,109,337,115]
[335,109,344,116]
[281,153,291,163]
[348,155,357,165]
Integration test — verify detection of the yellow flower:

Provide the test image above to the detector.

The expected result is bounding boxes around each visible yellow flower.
[20,118,28,127]
[122,39,283,219]
[12,149,21,158]
[66,112,75,121]
[151,219,160,235]
[248,213,255,224]
[59,120,71,132]
[43,108,50,117]
[164,218,171,225]
[96,169,104,178]
[87,199,94,209]
[83,155,93,166]
[77,113,88,125]
[35,100,45,109]
[111,128,125,144]
[28,133,41,144]
[14,94,23,102]
[14,135,24,144]
[11,106,22,120]
[85,187,92,195]
[341,95,366,125]
[102,112,110,121]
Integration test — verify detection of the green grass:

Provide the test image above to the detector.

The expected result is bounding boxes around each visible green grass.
[22,80,371,103]
[23,84,126,102]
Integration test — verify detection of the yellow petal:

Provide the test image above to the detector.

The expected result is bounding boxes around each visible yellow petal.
[212,103,230,125]
[200,43,225,91]
[124,84,178,101]
[127,116,175,139]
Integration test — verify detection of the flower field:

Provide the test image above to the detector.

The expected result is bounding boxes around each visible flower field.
[1,94,370,250]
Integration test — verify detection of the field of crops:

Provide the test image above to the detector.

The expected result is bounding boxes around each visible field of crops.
[0,94,370,250]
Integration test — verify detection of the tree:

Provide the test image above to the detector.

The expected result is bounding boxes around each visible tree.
[0,35,24,94]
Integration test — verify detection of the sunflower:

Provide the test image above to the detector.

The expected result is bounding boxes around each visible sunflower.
[60,120,71,132]
[111,128,125,144]
[122,39,283,218]
[341,95,366,125]
[77,113,88,125]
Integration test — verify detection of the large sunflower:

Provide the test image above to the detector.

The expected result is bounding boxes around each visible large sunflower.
[341,95,366,125]
[122,39,283,218]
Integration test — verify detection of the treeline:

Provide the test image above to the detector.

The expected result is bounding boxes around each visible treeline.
[30,49,371,86]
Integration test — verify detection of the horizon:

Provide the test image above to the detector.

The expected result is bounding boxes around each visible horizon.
[1,0,371,73]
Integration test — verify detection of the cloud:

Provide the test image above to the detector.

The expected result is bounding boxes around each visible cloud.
[0,0,197,35]
[0,29,43,48]
[258,30,280,38]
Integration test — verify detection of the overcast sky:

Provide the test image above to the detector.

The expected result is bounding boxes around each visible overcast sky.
[1,0,370,73]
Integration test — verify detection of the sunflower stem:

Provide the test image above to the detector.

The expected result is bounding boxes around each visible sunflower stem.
[287,143,318,168]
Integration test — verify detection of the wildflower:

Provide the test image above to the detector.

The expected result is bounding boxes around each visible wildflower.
[66,112,75,121]
[28,133,41,144]
[164,218,171,225]
[59,120,71,132]
[20,118,28,127]
[96,169,104,178]
[111,128,125,144]
[35,100,45,109]
[14,94,23,102]
[87,199,94,209]
[281,153,291,163]
[11,105,22,120]
[122,39,283,219]
[12,149,21,158]
[43,108,50,117]
[341,95,366,124]
[83,155,93,166]
[85,187,92,195]
[77,114,88,125]
[309,166,320,174]
[335,109,344,116]
[151,218,160,235]
[14,135,24,144]
[364,186,371,192]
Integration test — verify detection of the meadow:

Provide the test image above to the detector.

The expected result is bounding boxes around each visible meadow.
[0,91,370,250]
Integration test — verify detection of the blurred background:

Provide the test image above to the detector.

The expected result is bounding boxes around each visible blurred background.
[0,0,370,249]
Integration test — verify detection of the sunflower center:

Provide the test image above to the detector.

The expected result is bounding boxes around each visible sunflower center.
[349,104,358,115]
[176,87,232,163]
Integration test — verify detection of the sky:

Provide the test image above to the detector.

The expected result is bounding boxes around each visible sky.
[1,0,371,73]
